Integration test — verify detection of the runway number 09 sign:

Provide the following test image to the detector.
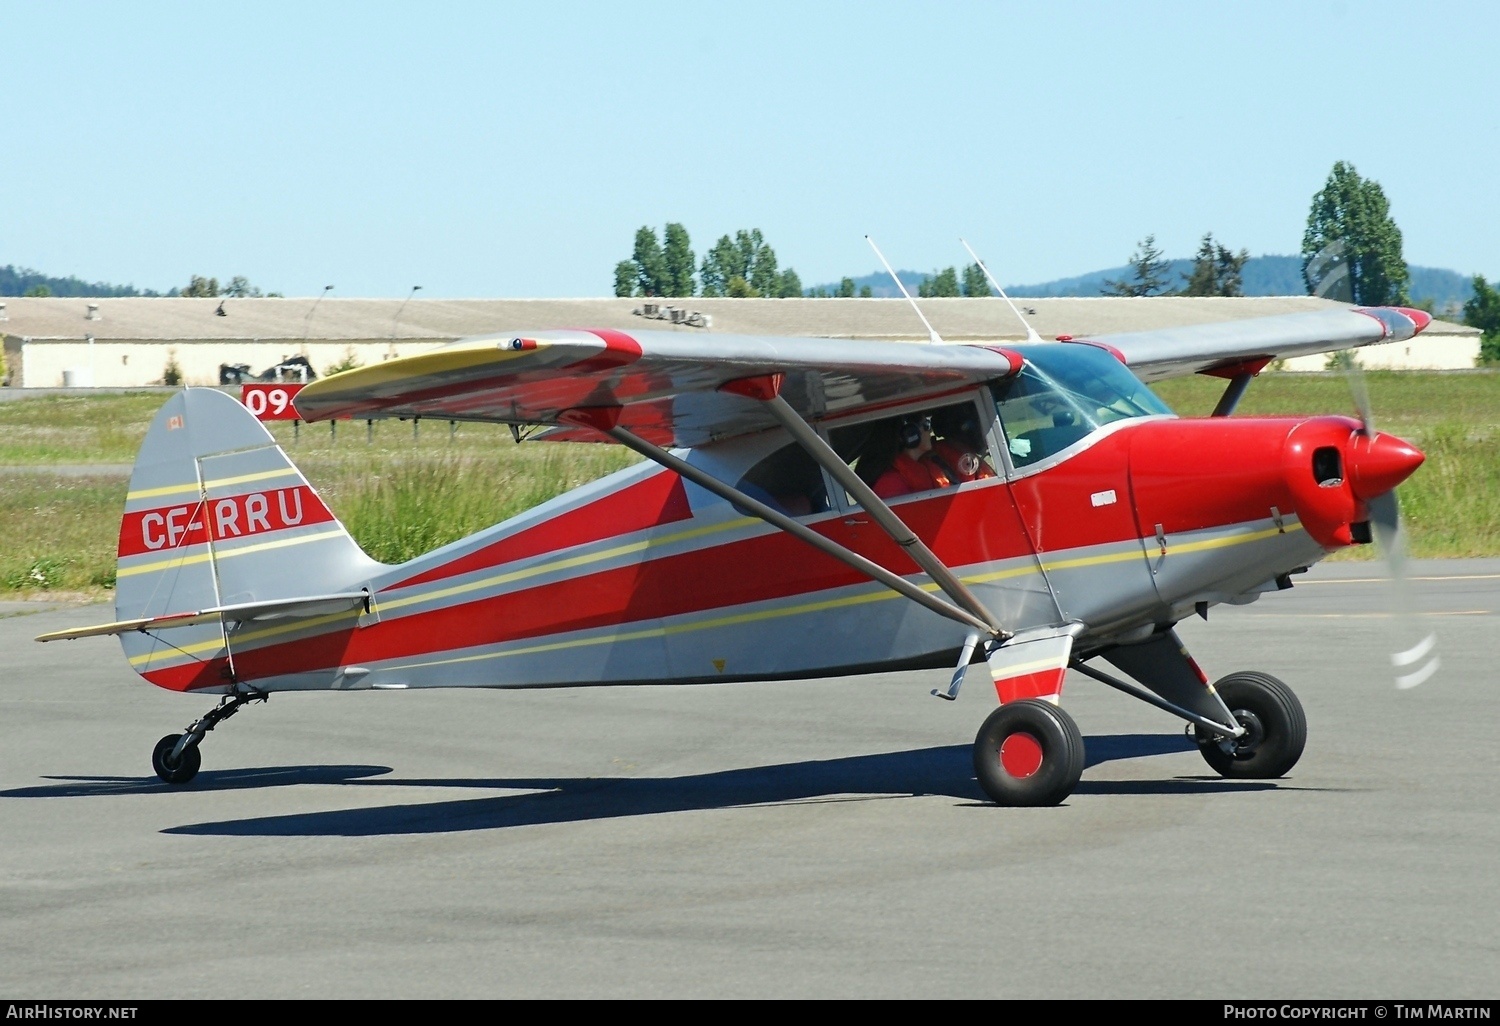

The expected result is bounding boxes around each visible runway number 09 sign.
[240,383,305,421]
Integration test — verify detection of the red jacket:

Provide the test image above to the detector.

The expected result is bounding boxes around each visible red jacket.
[925,440,996,482]
[873,453,951,498]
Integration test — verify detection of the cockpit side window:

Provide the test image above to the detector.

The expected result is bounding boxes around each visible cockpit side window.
[826,398,996,503]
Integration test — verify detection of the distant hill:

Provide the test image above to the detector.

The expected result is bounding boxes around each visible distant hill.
[815,256,1477,317]
[0,264,164,298]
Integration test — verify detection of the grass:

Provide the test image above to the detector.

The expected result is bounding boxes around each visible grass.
[0,474,128,595]
[0,392,169,464]
[2,372,1496,597]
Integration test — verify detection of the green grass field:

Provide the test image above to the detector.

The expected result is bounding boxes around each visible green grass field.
[2,372,1496,598]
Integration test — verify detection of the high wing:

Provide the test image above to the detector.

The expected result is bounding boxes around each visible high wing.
[1078,305,1432,383]
[293,306,1431,446]
[293,328,1021,446]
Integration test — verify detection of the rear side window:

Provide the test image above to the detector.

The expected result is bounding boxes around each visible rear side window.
[734,443,830,517]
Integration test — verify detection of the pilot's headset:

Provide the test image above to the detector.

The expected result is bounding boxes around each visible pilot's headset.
[899,414,930,449]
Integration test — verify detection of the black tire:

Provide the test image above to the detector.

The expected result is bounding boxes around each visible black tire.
[973,699,1085,806]
[1195,671,1306,779]
[152,733,201,785]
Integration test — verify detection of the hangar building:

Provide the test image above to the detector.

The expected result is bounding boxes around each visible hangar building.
[0,295,1480,389]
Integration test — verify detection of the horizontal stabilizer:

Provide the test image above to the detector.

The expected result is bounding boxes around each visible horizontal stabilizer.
[36,591,370,643]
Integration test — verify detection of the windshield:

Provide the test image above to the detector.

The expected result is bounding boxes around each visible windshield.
[990,344,1172,468]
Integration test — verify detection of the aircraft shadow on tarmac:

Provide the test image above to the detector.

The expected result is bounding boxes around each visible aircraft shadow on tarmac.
[4,733,1281,836]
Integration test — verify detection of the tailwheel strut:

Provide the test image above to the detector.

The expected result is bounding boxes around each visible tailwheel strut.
[151,687,267,785]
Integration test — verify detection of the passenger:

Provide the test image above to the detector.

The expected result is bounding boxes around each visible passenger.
[871,415,951,498]
[926,406,996,483]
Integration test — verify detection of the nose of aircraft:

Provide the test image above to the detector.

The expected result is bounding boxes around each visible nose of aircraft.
[1348,432,1425,501]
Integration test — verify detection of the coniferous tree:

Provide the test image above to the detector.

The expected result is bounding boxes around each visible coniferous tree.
[613,260,637,298]
[1102,235,1172,296]
[632,226,669,297]
[961,263,991,297]
[1180,233,1249,297]
[749,242,779,297]
[1301,162,1409,305]
[662,223,695,297]
[182,275,221,298]
[919,267,961,297]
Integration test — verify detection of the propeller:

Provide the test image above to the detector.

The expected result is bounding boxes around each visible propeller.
[1308,240,1438,689]
[1343,366,1440,689]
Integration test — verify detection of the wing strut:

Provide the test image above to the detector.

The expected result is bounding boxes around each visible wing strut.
[561,409,999,637]
[756,393,1009,639]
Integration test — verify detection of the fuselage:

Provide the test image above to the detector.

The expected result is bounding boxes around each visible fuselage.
[128,350,1422,695]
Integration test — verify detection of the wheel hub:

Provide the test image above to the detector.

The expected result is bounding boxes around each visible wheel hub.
[999,731,1044,778]
[1217,709,1265,759]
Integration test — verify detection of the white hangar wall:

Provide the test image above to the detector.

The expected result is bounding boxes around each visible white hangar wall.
[11,338,445,388]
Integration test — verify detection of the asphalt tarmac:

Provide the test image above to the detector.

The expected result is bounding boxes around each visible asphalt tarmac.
[2,560,1497,999]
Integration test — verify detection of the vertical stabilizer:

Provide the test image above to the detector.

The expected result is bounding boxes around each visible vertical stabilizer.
[115,388,382,690]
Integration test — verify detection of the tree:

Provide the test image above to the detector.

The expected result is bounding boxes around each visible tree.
[181,275,220,298]
[700,233,749,298]
[836,277,857,298]
[662,223,695,297]
[1301,161,1409,305]
[749,241,779,298]
[613,260,637,298]
[223,276,263,298]
[631,226,669,297]
[962,263,991,297]
[637,225,798,297]
[918,267,961,298]
[1102,235,1172,296]
[1180,233,1249,297]
[735,230,763,284]
[1465,274,1500,364]
[725,275,756,298]
[22,284,51,297]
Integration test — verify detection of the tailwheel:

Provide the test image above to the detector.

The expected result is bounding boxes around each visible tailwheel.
[148,688,265,785]
[1195,671,1306,779]
[152,733,202,785]
[973,699,1085,806]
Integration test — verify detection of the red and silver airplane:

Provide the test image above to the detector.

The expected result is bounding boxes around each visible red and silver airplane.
[37,301,1434,805]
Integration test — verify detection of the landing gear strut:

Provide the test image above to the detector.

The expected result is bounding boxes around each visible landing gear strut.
[1194,671,1306,779]
[151,688,266,785]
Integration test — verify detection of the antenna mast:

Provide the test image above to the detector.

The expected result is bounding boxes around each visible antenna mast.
[865,235,943,344]
[960,238,1043,344]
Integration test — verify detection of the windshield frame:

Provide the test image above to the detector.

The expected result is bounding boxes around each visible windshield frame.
[990,343,1175,472]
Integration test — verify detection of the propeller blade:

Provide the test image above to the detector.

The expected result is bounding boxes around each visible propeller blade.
[1337,350,1437,689]
[1366,483,1439,689]
[1340,350,1376,436]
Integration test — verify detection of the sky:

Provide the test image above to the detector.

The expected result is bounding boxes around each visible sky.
[6,0,1497,298]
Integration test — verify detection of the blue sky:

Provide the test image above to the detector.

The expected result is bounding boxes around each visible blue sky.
[6,1,1496,297]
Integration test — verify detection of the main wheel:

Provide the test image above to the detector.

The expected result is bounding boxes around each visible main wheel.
[1195,671,1306,779]
[152,733,202,785]
[973,699,1085,806]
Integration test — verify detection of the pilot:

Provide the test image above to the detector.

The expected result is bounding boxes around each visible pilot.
[925,406,996,483]
[871,415,952,498]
